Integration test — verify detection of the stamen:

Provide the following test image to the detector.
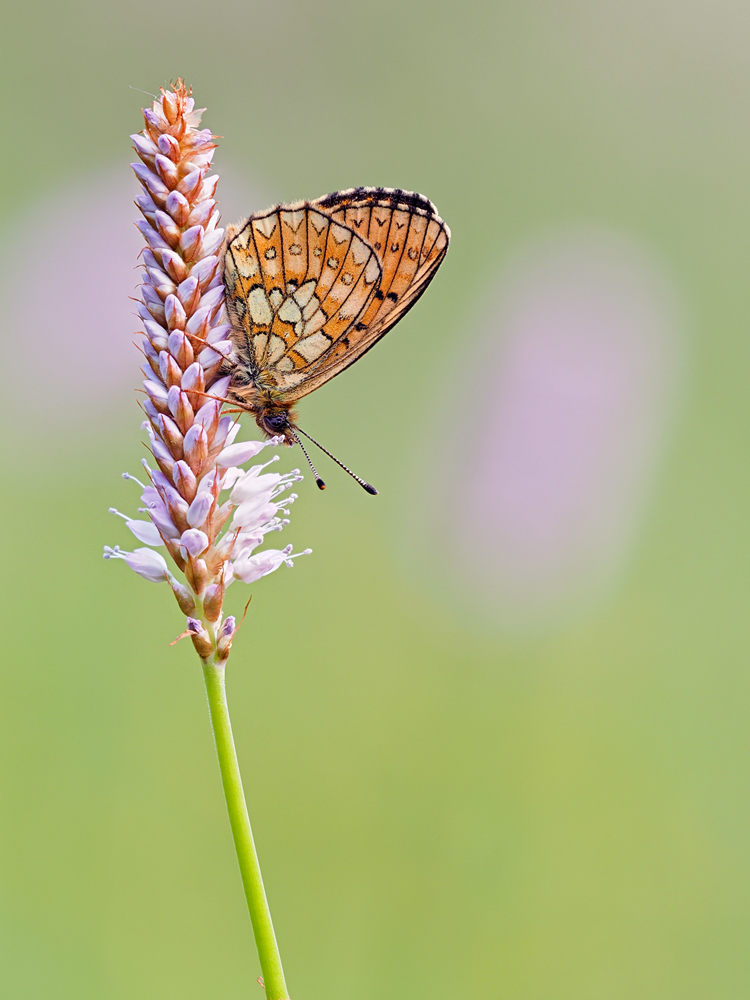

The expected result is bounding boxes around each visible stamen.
[122,472,147,489]
[284,547,313,567]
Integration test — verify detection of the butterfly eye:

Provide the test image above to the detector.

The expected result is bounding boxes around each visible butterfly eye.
[266,412,289,431]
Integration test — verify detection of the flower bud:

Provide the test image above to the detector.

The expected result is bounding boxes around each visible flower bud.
[190,255,219,291]
[161,247,188,283]
[157,133,181,161]
[177,275,200,314]
[187,490,213,528]
[183,423,208,476]
[155,209,181,248]
[217,615,236,659]
[164,293,187,331]
[180,225,204,261]
[169,577,196,614]
[167,330,194,371]
[155,153,179,188]
[195,399,220,439]
[173,459,198,503]
[168,388,195,435]
[180,528,209,558]
[203,582,225,622]
[159,350,183,388]
[177,167,202,199]
[185,557,209,594]
[157,413,184,458]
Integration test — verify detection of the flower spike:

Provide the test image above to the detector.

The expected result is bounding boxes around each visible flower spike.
[104,80,311,663]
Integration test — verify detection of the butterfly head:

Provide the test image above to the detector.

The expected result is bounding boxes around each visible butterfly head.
[256,402,297,445]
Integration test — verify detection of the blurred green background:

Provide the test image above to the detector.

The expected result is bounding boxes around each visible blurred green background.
[3,0,750,997]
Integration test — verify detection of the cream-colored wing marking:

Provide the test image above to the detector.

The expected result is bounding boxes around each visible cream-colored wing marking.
[224,203,382,390]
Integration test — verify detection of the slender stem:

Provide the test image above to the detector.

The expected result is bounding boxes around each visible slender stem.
[202,659,289,1000]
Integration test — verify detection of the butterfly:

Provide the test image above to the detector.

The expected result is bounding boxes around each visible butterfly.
[221,187,450,491]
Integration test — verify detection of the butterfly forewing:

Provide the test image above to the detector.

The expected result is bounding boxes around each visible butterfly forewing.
[224,188,449,402]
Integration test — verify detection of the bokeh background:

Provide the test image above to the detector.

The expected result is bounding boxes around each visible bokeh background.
[2,0,750,996]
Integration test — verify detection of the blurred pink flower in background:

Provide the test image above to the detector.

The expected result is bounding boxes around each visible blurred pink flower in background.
[413,228,685,631]
[0,166,268,430]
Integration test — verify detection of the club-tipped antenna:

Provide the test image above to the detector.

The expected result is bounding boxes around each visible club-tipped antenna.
[293,426,378,495]
[289,429,326,490]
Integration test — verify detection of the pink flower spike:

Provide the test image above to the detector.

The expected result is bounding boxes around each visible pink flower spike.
[108,79,311,671]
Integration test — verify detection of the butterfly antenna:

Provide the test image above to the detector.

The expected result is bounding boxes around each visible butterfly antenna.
[288,429,326,491]
[293,426,378,495]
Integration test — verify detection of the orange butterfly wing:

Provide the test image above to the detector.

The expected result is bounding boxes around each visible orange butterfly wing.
[298,187,450,394]
[223,188,449,402]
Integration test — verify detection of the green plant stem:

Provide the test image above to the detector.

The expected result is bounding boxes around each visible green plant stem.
[202,659,289,1000]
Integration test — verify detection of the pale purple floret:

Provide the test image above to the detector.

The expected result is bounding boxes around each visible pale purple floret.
[233,545,312,585]
[103,546,169,583]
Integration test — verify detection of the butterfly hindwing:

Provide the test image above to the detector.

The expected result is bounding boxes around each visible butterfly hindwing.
[224,188,449,402]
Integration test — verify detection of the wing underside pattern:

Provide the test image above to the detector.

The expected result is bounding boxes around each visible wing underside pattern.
[223,187,450,401]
